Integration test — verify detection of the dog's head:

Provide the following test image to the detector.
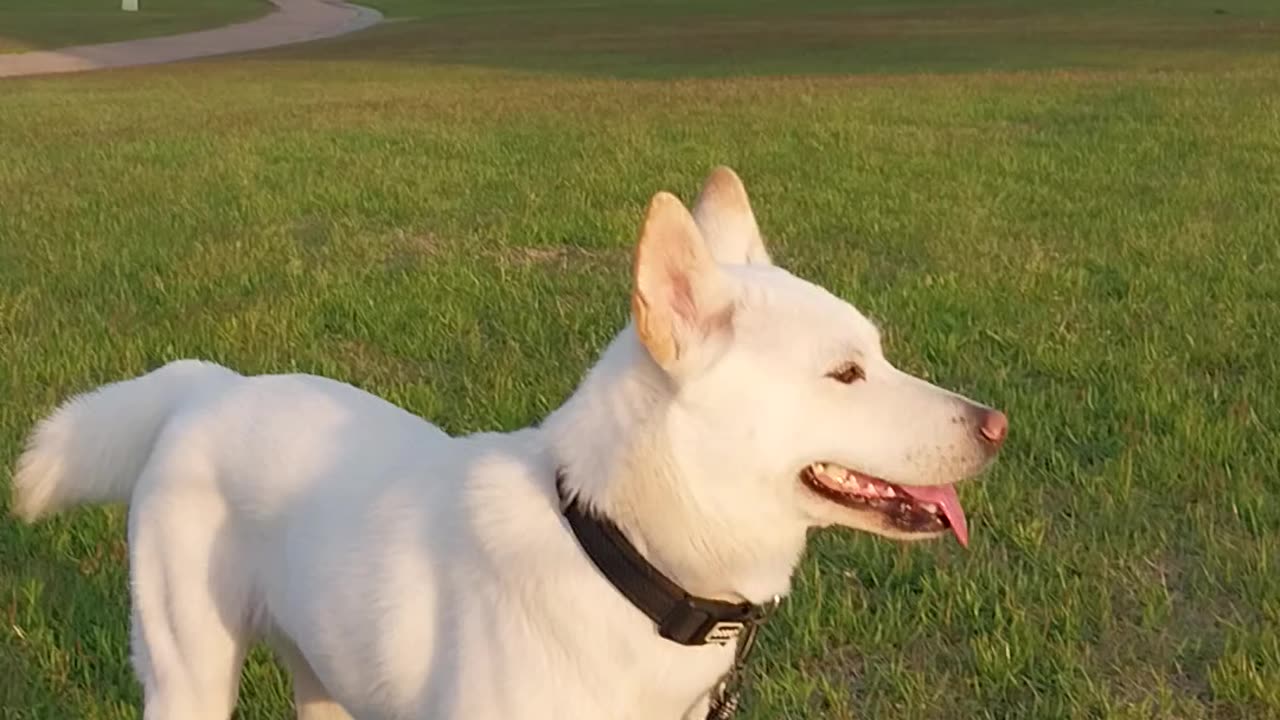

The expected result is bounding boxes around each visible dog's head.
[622,167,1004,551]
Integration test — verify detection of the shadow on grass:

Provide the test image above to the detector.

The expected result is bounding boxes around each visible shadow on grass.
[252,1,1280,80]
[3,1,1278,80]
[0,512,138,717]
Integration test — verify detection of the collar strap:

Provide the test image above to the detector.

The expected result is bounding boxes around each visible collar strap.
[557,471,772,647]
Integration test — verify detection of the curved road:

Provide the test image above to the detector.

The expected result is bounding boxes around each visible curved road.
[0,0,381,79]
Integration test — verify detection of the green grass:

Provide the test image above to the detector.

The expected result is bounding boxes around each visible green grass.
[345,0,1280,78]
[2,0,1279,718]
[0,0,270,54]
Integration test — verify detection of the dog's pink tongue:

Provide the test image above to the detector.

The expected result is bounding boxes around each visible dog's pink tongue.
[899,484,968,547]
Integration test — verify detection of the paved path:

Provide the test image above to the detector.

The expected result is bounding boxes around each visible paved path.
[0,0,381,79]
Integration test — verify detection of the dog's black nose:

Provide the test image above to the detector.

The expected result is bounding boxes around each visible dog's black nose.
[978,410,1007,447]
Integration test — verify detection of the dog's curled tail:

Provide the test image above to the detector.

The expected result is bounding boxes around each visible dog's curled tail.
[12,359,234,522]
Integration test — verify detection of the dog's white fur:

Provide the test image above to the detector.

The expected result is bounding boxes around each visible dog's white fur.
[13,168,1002,720]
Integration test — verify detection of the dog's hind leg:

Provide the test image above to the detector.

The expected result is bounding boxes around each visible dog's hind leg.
[275,642,354,720]
[128,466,252,720]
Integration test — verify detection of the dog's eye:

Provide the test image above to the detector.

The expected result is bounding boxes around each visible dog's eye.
[828,362,865,384]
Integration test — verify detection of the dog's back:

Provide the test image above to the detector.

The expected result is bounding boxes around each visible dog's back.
[14,360,725,720]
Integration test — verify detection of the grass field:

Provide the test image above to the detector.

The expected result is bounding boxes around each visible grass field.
[0,0,269,54]
[2,0,1280,718]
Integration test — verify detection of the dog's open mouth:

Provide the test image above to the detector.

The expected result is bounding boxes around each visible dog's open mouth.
[801,463,969,547]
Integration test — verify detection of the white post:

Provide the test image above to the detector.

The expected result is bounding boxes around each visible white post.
[122,0,138,11]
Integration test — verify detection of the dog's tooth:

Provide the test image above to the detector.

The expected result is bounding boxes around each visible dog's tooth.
[882,486,896,498]
[921,502,938,514]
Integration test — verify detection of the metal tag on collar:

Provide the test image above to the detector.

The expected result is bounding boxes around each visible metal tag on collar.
[702,620,746,645]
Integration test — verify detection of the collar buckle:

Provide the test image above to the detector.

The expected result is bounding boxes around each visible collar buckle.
[657,598,752,646]
[703,621,746,645]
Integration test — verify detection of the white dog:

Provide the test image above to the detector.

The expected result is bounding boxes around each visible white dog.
[13,167,1006,720]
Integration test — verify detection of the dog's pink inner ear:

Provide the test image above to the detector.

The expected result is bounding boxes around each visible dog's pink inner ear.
[632,192,732,370]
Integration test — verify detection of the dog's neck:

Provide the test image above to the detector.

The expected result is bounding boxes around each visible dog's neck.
[543,328,807,605]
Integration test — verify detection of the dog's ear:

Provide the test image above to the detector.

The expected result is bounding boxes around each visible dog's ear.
[692,166,771,266]
[632,192,734,374]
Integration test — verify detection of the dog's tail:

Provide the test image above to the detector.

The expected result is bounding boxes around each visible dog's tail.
[12,359,235,522]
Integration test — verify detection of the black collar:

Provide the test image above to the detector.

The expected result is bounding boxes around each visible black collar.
[556,471,774,647]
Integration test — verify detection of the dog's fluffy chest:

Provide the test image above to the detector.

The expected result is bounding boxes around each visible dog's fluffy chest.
[254,426,734,719]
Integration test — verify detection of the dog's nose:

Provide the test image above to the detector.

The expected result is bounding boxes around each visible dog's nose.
[978,409,1007,446]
